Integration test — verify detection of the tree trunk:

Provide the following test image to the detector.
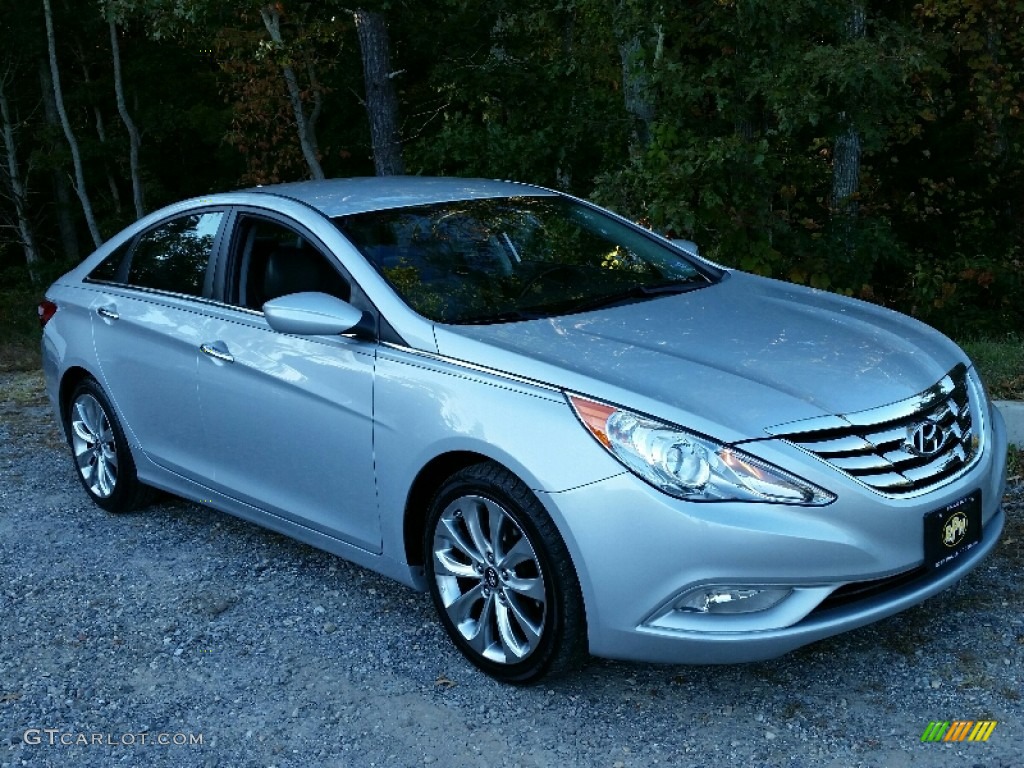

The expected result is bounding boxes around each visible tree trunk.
[78,54,124,215]
[830,2,865,242]
[91,102,124,215]
[38,58,79,262]
[830,120,861,215]
[109,15,145,218]
[43,0,103,248]
[984,19,1007,157]
[0,71,42,282]
[354,9,404,176]
[615,2,661,155]
[618,35,655,151]
[260,4,325,180]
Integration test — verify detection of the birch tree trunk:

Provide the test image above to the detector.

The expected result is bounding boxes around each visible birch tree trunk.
[43,0,103,248]
[109,15,145,218]
[0,71,41,282]
[830,2,866,250]
[354,9,404,176]
[618,35,655,151]
[615,3,660,155]
[260,4,325,180]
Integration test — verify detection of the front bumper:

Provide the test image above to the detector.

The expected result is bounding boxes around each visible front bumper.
[541,407,1008,665]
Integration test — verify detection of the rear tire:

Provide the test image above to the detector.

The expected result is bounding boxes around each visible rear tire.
[424,462,587,683]
[65,378,152,513]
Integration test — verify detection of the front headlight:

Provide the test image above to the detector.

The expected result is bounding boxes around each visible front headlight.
[569,394,835,505]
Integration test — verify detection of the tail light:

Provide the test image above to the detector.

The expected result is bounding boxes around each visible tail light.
[38,299,58,328]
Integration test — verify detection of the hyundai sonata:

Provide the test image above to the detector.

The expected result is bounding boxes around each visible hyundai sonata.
[40,177,1008,682]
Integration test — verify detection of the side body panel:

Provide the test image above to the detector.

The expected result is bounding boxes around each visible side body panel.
[372,345,626,567]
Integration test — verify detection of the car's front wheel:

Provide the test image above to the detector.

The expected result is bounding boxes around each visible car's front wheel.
[424,462,586,683]
[65,378,151,513]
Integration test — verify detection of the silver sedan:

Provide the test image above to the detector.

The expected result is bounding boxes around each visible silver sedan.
[40,177,1008,682]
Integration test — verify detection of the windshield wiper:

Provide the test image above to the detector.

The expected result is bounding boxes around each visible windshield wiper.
[453,276,710,324]
[456,309,548,325]
[568,275,710,313]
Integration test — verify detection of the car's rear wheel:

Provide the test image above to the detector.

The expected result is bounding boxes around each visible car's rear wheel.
[424,462,586,683]
[65,379,151,513]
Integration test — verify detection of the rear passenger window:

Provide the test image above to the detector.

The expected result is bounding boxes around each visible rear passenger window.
[126,212,223,296]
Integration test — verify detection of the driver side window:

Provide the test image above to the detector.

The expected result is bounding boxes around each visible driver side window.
[232,217,350,311]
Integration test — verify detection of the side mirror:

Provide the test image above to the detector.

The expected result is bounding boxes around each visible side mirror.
[263,292,366,336]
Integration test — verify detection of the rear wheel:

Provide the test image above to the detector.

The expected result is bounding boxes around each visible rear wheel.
[424,462,586,683]
[65,378,151,513]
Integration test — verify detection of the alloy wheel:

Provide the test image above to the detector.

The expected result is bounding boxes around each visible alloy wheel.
[70,392,118,498]
[431,494,547,664]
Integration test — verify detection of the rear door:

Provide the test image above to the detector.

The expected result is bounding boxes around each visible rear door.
[89,209,226,479]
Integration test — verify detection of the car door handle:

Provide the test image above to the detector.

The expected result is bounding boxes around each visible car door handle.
[200,343,234,364]
[96,306,119,321]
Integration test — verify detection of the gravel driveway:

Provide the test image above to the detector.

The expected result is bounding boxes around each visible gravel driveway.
[1,371,1021,768]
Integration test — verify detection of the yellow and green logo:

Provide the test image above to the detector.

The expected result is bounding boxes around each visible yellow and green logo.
[921,721,997,742]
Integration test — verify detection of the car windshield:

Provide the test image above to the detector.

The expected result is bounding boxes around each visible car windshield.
[334,195,714,324]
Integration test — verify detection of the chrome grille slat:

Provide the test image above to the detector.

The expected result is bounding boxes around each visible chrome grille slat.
[868,425,909,449]
[800,434,876,454]
[869,473,914,490]
[829,454,896,472]
[880,447,925,467]
[901,444,967,483]
[773,364,979,495]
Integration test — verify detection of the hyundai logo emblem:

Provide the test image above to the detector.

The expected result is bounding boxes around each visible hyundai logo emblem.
[906,420,946,457]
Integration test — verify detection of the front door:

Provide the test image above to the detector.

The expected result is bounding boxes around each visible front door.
[195,215,380,552]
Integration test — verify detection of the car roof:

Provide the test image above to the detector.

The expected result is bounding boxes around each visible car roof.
[248,177,557,218]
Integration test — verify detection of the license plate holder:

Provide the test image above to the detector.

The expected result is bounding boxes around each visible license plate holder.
[924,490,982,571]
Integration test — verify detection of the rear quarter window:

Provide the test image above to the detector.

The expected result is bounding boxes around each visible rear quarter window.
[86,240,132,283]
[125,211,224,296]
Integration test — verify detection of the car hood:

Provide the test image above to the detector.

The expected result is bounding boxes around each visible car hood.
[432,272,967,443]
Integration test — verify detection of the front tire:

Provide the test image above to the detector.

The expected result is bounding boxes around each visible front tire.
[65,378,151,513]
[424,462,586,683]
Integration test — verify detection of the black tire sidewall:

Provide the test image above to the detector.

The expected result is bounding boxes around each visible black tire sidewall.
[424,465,576,684]
[65,379,142,514]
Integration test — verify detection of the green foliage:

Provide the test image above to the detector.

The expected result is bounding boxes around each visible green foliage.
[403,1,627,189]
[0,0,1020,337]
[588,0,1023,336]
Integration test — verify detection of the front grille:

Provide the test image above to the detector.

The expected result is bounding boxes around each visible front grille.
[769,364,980,495]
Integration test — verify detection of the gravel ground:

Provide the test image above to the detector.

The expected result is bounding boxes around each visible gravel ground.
[1,371,1022,768]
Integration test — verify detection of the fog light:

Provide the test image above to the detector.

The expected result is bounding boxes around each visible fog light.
[676,586,792,615]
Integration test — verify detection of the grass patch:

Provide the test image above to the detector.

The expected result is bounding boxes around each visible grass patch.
[0,369,46,407]
[960,335,1024,400]
[0,370,63,451]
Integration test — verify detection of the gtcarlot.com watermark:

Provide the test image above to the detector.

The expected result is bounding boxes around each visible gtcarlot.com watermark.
[23,728,203,747]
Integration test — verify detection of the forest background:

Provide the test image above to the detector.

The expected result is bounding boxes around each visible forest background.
[1,0,1022,352]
